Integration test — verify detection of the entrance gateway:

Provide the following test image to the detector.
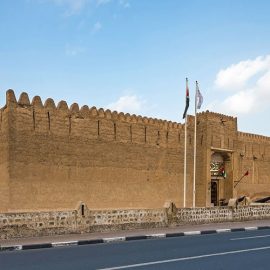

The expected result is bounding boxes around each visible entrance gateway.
[210,149,232,206]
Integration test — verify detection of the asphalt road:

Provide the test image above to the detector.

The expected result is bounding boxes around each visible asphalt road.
[1,229,270,270]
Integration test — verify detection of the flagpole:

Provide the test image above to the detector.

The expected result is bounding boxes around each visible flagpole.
[183,78,188,208]
[193,81,198,208]
[234,171,249,188]
[184,114,187,207]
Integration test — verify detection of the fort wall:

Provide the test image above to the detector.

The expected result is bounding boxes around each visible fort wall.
[1,90,196,212]
[1,90,270,214]
[0,105,10,212]
[235,131,270,199]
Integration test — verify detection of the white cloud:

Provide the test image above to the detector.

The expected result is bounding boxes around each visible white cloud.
[257,70,270,97]
[215,55,270,91]
[221,90,255,114]
[212,54,270,115]
[106,95,145,113]
[92,21,102,33]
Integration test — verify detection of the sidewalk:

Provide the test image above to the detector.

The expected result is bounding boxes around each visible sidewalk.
[1,219,270,251]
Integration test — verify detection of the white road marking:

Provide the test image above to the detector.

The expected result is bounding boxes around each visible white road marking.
[146,234,166,238]
[184,231,201,236]
[230,234,270,241]
[245,227,258,231]
[103,237,126,243]
[52,241,78,247]
[216,228,231,233]
[96,246,270,270]
[6,245,23,251]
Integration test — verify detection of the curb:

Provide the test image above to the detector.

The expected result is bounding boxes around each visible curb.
[1,225,270,252]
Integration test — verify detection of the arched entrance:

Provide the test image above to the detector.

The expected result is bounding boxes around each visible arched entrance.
[210,151,231,206]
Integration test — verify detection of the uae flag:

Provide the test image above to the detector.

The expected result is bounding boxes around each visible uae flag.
[217,166,227,178]
[182,78,190,119]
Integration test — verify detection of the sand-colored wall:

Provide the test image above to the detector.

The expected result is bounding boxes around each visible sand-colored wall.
[0,106,10,212]
[1,90,196,212]
[235,132,270,199]
[194,110,270,203]
[1,90,270,213]
[184,112,238,207]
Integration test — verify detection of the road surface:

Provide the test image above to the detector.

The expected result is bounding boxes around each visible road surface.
[1,229,270,270]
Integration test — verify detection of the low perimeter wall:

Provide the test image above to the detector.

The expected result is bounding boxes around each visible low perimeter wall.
[1,205,270,239]
[174,206,270,224]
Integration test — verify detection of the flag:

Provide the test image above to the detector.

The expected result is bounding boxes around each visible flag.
[222,169,227,179]
[219,167,227,178]
[182,78,190,119]
[244,170,249,176]
[196,85,203,109]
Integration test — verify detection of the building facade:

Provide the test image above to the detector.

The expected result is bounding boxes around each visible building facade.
[1,90,270,213]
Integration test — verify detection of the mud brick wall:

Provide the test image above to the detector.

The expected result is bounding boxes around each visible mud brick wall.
[1,90,270,212]
[235,132,270,199]
[0,90,191,212]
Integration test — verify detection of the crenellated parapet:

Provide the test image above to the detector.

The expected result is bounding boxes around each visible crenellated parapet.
[3,90,183,129]
[2,90,184,147]
[13,90,270,154]
[198,110,235,124]
[238,131,270,143]
[198,110,235,120]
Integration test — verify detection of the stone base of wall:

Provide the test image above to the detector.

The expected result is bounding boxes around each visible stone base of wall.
[173,205,270,224]
[1,204,270,240]
[0,206,167,240]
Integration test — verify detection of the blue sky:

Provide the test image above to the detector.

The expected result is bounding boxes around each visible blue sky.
[1,0,270,135]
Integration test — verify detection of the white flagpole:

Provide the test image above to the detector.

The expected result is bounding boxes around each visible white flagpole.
[184,114,187,208]
[193,81,198,208]
[183,78,188,208]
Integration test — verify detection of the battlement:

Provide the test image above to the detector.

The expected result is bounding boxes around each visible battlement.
[197,110,236,121]
[0,90,188,150]
[2,90,270,213]
[0,90,190,212]
[238,131,270,143]
[3,90,183,131]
